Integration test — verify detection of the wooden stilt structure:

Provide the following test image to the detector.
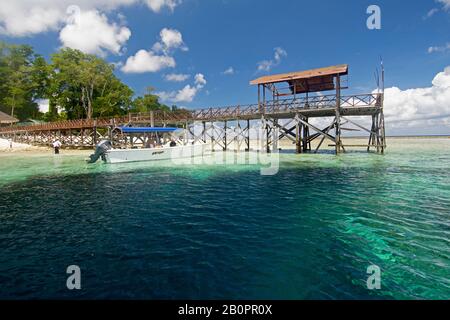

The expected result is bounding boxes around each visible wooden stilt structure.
[0,64,385,154]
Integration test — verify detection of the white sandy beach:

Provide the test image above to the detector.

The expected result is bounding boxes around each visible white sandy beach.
[1,136,448,156]
[0,138,49,152]
[0,138,94,157]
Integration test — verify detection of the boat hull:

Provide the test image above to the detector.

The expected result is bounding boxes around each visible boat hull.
[104,143,208,164]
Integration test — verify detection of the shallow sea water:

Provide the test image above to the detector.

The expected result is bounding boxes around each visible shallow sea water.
[0,138,449,299]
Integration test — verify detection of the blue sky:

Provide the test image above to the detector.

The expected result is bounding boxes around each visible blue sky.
[1,0,450,134]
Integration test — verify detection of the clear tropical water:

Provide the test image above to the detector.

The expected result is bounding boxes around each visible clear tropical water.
[0,138,449,299]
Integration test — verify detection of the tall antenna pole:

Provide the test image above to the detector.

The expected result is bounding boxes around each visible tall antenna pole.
[380,56,385,94]
[374,69,380,94]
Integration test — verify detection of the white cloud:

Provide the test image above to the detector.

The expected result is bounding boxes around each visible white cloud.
[164,73,190,82]
[145,0,180,13]
[37,99,50,113]
[428,43,450,54]
[0,1,181,37]
[194,73,207,87]
[174,85,197,102]
[157,73,207,103]
[0,2,63,36]
[153,28,188,53]
[257,47,287,72]
[156,85,196,103]
[382,66,450,127]
[121,49,175,73]
[425,1,450,19]
[424,8,439,19]
[161,28,182,48]
[274,47,287,61]
[438,0,450,10]
[222,67,235,75]
[122,27,186,73]
[309,67,450,134]
[59,7,131,56]
[370,66,450,129]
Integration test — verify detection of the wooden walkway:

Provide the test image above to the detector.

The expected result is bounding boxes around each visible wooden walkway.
[0,92,385,154]
[0,93,380,133]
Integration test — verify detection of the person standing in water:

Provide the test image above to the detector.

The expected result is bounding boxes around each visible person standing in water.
[53,140,62,154]
[8,138,12,149]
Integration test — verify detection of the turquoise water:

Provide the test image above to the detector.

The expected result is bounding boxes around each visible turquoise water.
[0,138,449,299]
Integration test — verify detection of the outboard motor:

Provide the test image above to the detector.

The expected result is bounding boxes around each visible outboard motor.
[87,140,112,163]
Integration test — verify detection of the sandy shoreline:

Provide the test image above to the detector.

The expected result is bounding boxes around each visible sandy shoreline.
[0,138,48,153]
[1,136,448,156]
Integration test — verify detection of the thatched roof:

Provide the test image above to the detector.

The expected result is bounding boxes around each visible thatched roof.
[0,111,19,124]
[250,64,349,94]
[250,64,348,85]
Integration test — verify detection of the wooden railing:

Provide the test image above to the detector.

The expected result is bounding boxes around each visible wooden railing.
[0,93,381,133]
[190,93,381,121]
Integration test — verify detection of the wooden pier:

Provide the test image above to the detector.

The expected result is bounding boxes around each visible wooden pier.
[0,65,386,154]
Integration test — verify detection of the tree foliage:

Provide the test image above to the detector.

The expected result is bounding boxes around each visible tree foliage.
[50,48,134,119]
[130,87,171,113]
[0,42,184,122]
[0,42,44,120]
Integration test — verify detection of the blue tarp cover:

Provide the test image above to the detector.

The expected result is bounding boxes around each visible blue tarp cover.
[119,127,179,133]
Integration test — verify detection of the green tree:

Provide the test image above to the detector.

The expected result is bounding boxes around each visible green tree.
[130,87,170,113]
[0,42,47,120]
[1,44,171,122]
[93,77,134,117]
[50,48,133,119]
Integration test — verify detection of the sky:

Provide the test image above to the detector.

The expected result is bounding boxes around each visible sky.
[0,0,449,135]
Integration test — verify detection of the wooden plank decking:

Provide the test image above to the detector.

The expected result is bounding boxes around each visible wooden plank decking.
[0,93,381,134]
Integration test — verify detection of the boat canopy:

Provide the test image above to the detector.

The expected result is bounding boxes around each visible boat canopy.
[118,127,179,133]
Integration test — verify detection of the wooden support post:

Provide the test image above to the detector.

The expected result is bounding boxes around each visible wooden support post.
[223,120,227,151]
[93,119,98,145]
[307,126,311,151]
[108,127,113,146]
[335,74,342,154]
[380,92,386,153]
[258,85,261,113]
[302,117,309,152]
[375,112,381,153]
[295,116,301,154]
[185,121,189,145]
[272,118,278,152]
[111,119,116,140]
[260,115,265,152]
[263,85,266,114]
[380,111,386,154]
[211,122,215,152]
[202,121,206,143]
[246,119,250,152]
[234,120,239,151]
[368,115,375,152]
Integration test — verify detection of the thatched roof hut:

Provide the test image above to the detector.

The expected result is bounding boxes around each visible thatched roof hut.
[0,111,19,125]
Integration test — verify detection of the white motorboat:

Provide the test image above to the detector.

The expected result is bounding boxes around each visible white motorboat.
[87,126,209,164]
[104,142,208,163]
